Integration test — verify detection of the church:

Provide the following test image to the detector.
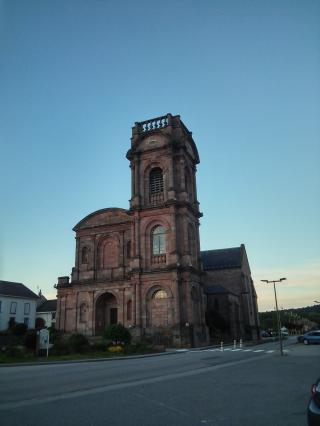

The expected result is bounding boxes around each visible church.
[55,114,259,347]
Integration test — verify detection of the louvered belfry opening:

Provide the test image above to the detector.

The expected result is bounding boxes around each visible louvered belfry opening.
[149,167,164,205]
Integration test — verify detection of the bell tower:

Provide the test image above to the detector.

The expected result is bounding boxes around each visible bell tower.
[126,114,208,346]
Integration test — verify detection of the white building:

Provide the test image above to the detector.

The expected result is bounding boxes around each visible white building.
[0,281,38,330]
[36,299,57,328]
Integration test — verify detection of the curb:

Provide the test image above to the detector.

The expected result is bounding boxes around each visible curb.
[0,350,180,368]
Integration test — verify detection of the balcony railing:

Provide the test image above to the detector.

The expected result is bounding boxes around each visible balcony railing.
[140,115,169,133]
[150,192,164,206]
[151,254,166,264]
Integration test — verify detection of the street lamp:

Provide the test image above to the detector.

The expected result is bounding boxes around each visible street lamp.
[261,277,286,356]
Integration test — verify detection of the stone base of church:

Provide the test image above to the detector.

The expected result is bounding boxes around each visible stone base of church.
[129,324,209,348]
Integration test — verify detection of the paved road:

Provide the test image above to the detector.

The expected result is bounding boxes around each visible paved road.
[0,337,318,425]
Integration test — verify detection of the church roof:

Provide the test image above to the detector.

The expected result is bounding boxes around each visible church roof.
[0,281,39,299]
[204,285,238,297]
[201,246,243,270]
[37,299,57,312]
[73,207,131,231]
[204,284,230,295]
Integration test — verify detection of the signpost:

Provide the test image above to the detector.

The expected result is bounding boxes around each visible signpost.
[38,329,50,357]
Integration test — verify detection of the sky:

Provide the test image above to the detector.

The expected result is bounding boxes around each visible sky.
[0,0,319,312]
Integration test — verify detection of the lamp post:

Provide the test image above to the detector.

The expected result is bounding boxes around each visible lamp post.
[261,278,286,356]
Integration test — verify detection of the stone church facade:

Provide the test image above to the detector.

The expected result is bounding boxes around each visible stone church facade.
[55,114,259,346]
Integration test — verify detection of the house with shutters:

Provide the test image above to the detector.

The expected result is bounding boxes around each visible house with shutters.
[0,281,38,330]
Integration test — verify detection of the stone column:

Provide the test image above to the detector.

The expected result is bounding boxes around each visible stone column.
[75,292,79,332]
[173,277,181,325]
[75,237,80,269]
[167,150,176,200]
[132,282,136,324]
[91,291,95,336]
[131,163,135,198]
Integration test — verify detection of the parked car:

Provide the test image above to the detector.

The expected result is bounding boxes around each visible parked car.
[260,331,271,338]
[297,330,320,345]
[308,378,320,425]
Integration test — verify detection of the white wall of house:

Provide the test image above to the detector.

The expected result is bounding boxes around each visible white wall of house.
[0,296,37,331]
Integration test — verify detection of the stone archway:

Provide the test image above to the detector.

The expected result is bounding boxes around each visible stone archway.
[146,287,173,328]
[95,292,118,334]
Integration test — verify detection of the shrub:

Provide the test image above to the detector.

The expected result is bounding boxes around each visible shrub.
[23,330,37,351]
[11,323,28,336]
[103,324,131,345]
[4,344,24,358]
[51,339,70,355]
[68,333,89,353]
[123,342,152,355]
[107,345,123,353]
[90,342,106,352]
[47,326,61,344]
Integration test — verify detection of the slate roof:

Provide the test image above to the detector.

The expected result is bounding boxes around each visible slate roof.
[204,284,230,295]
[0,281,39,299]
[37,299,57,312]
[201,247,243,270]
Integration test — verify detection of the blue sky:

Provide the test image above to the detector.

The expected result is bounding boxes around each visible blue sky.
[1,0,319,311]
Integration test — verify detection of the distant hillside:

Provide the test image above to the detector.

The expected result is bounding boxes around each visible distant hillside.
[289,305,320,315]
[259,304,320,331]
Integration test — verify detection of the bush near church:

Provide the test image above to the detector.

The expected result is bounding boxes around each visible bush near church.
[68,333,90,353]
[103,324,132,345]
[51,333,90,355]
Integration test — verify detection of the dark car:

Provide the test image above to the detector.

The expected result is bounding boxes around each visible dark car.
[308,378,320,425]
[297,330,320,345]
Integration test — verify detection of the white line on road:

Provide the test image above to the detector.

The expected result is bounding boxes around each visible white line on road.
[253,350,265,353]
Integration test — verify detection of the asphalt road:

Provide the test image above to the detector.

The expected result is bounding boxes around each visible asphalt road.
[0,337,319,426]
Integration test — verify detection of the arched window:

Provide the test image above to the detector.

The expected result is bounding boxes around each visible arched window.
[81,247,88,264]
[127,300,132,321]
[149,168,164,205]
[152,226,166,255]
[150,168,163,194]
[153,289,168,299]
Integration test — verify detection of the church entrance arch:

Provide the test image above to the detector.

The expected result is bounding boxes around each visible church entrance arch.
[95,292,118,334]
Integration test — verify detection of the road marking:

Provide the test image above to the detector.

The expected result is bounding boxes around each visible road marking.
[186,347,279,355]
